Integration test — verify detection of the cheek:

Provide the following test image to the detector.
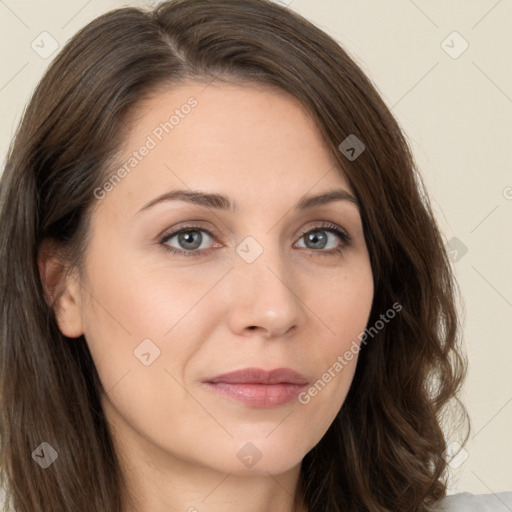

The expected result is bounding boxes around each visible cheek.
[298,262,373,412]
[321,260,374,347]
[296,334,361,444]
[78,256,207,447]
[80,245,211,354]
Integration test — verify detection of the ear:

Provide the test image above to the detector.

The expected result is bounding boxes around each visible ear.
[38,238,84,338]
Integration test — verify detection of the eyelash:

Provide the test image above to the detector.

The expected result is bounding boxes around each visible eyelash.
[159,222,352,258]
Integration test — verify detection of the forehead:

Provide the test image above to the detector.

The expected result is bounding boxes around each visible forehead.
[98,81,353,216]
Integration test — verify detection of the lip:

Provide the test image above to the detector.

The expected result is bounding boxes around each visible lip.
[202,367,309,408]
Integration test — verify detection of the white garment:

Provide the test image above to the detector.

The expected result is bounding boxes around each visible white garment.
[439,492,512,511]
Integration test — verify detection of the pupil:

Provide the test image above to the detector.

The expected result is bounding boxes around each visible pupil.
[180,231,201,249]
[307,231,326,249]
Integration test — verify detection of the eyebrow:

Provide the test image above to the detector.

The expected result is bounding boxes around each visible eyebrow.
[135,188,359,216]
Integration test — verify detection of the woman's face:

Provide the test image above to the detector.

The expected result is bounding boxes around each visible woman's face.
[57,82,374,477]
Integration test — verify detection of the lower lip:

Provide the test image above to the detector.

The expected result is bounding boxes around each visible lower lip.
[203,382,307,408]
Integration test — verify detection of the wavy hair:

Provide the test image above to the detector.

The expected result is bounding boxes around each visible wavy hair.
[0,0,469,510]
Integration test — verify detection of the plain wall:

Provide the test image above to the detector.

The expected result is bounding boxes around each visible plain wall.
[1,0,511,496]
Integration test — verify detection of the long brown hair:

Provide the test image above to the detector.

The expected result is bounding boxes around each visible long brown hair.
[0,1,469,510]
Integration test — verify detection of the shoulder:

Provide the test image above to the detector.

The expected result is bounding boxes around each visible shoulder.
[436,491,512,511]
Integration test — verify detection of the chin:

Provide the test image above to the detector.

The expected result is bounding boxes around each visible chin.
[194,433,312,476]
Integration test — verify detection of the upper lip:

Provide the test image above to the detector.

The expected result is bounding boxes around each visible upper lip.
[204,367,309,385]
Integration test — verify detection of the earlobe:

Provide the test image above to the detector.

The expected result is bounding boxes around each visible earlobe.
[38,239,84,339]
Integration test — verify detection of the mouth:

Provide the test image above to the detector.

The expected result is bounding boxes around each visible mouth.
[202,367,309,408]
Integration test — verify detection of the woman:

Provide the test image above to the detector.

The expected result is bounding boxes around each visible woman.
[0,0,510,511]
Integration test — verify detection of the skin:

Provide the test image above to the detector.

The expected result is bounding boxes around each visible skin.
[40,81,374,512]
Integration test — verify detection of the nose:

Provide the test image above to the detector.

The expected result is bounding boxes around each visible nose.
[227,248,305,339]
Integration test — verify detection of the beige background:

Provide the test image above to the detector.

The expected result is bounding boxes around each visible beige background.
[1,0,511,496]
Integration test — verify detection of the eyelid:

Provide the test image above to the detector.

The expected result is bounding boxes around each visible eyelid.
[297,221,351,243]
[159,222,221,245]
